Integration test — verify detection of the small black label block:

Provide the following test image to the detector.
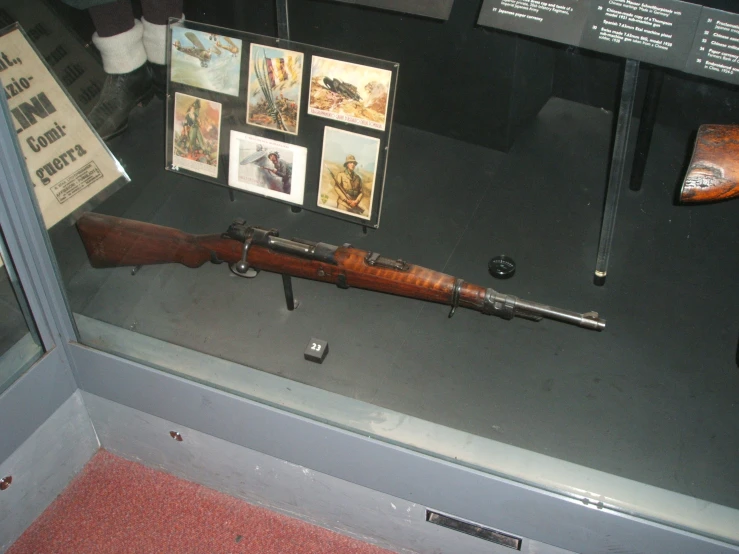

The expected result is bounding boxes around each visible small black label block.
[304,338,329,363]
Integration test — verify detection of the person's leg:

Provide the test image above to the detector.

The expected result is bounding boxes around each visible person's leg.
[87,0,153,140]
[140,0,183,94]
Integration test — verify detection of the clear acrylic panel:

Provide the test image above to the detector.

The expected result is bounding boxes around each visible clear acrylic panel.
[165,19,398,229]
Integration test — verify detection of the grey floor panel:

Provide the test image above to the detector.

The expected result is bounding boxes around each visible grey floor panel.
[51,96,739,510]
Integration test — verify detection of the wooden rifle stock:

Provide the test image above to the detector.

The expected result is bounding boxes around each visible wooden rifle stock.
[76,212,606,331]
[681,124,739,203]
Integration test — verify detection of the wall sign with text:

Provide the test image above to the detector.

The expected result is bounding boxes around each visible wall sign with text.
[0,24,127,228]
[478,0,739,86]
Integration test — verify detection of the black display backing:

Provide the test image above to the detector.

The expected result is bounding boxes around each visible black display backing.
[165,19,398,228]
[51,97,739,510]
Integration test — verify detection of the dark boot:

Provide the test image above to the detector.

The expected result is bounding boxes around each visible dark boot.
[148,62,167,99]
[87,63,154,141]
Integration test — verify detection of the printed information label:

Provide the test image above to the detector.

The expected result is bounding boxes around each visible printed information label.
[580,0,701,70]
[478,0,591,46]
[685,8,739,85]
[50,161,103,204]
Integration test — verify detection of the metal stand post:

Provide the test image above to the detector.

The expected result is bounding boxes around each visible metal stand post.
[282,274,297,310]
[593,59,639,287]
[276,0,290,40]
[629,67,664,191]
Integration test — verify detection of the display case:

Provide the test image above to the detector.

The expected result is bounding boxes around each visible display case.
[0,1,738,553]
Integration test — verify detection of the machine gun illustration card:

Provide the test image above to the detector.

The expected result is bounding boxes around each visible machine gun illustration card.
[172,93,222,178]
[318,127,380,220]
[170,27,242,96]
[228,130,307,205]
[309,56,392,131]
[246,44,304,135]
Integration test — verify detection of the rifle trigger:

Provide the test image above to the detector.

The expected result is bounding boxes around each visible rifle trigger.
[337,274,349,289]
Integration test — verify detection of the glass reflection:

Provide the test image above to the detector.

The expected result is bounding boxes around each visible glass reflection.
[0,230,43,394]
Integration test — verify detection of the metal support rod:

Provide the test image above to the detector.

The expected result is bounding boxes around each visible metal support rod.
[629,67,664,191]
[228,189,235,202]
[282,274,296,311]
[276,0,290,40]
[593,59,640,287]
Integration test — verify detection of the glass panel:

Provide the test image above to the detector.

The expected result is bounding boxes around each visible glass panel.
[9,0,737,542]
[0,230,43,394]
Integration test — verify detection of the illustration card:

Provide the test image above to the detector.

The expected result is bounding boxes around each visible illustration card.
[317,127,380,220]
[309,56,392,131]
[246,44,304,135]
[170,28,242,96]
[228,131,307,205]
[172,93,222,178]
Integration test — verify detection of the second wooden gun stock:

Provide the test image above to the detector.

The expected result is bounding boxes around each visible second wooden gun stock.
[681,124,739,203]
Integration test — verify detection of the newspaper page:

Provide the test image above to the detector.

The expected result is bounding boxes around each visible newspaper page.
[0,25,126,228]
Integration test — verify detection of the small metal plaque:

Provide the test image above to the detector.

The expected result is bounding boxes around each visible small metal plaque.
[426,509,522,550]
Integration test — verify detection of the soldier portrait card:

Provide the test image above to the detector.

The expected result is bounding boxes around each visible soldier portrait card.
[170,27,242,96]
[172,93,222,178]
[246,44,304,135]
[228,131,307,205]
[308,56,392,131]
[317,127,380,220]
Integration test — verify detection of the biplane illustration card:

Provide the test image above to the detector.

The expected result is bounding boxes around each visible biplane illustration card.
[228,131,307,205]
[308,56,392,131]
[170,28,242,96]
[317,127,380,220]
[172,93,222,178]
[246,44,304,135]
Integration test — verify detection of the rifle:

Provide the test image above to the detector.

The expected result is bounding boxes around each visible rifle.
[680,124,739,203]
[75,212,606,331]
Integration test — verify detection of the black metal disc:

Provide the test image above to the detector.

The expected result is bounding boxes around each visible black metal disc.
[488,255,516,279]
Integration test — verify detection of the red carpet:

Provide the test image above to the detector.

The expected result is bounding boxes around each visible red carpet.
[8,449,395,554]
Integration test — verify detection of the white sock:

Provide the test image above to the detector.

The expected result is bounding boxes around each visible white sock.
[142,16,169,66]
[92,19,146,74]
